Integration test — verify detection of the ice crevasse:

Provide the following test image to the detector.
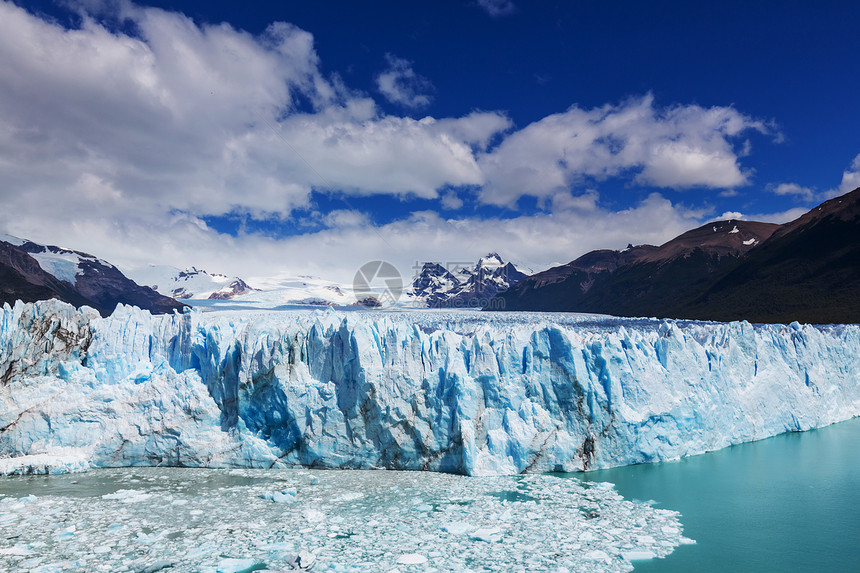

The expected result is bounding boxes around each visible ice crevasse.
[1,300,859,476]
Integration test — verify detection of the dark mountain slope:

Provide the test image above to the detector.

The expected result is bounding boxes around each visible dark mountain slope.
[1,238,185,316]
[678,190,860,323]
[0,242,93,309]
[491,189,860,323]
[494,220,778,316]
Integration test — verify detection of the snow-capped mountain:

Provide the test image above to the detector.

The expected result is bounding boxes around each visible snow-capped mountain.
[127,265,257,301]
[0,234,184,316]
[227,274,357,308]
[407,253,527,308]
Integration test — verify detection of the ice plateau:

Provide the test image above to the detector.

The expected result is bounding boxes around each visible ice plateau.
[1,300,859,476]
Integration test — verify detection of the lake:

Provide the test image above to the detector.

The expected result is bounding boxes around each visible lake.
[579,417,860,572]
[2,418,857,571]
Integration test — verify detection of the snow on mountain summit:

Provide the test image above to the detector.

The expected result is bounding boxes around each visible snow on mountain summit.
[126,265,253,300]
[407,253,527,308]
[2,233,117,285]
[0,234,184,315]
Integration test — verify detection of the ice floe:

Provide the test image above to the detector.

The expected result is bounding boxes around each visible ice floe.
[0,467,692,572]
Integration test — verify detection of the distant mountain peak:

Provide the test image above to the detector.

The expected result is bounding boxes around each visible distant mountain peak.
[408,254,526,308]
[0,235,184,316]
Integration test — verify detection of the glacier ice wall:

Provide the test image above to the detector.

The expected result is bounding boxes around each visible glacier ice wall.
[2,300,859,475]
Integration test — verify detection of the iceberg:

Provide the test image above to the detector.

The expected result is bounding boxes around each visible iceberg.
[2,300,859,475]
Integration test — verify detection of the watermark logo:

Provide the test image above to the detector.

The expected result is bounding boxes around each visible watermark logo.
[353,261,403,308]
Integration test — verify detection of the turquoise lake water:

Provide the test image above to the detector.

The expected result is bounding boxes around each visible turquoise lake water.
[579,417,860,572]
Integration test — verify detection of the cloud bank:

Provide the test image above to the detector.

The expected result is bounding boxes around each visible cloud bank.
[0,1,791,282]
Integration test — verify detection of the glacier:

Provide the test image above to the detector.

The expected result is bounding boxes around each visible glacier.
[1,299,859,476]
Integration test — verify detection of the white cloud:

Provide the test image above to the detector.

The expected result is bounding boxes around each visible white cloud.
[440,191,464,210]
[183,193,708,285]
[0,1,509,226]
[376,54,433,108]
[718,208,809,225]
[323,209,370,228]
[769,153,860,204]
[0,2,786,288]
[768,182,816,201]
[476,0,516,17]
[478,94,772,206]
[835,153,860,196]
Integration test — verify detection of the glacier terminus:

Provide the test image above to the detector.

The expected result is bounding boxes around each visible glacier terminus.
[1,300,859,476]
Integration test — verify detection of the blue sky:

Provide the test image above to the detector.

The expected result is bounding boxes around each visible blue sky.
[1,0,858,282]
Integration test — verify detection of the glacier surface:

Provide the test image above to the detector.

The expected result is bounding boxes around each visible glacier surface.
[1,300,859,476]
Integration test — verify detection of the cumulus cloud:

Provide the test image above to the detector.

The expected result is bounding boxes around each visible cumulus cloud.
[835,153,860,195]
[767,182,816,201]
[0,1,781,285]
[476,0,516,17]
[716,207,809,225]
[0,1,508,225]
[163,193,706,285]
[768,153,860,204]
[477,94,773,206]
[440,191,464,210]
[376,54,434,108]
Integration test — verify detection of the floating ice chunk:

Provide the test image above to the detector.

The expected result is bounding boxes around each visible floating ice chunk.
[441,521,473,535]
[286,550,315,569]
[138,561,175,573]
[621,549,657,560]
[54,526,75,540]
[0,546,34,556]
[396,553,428,565]
[215,557,265,573]
[102,490,153,503]
[583,549,610,560]
[186,545,218,559]
[272,491,297,504]
[336,492,363,502]
[302,509,324,522]
[135,531,165,544]
[471,527,502,542]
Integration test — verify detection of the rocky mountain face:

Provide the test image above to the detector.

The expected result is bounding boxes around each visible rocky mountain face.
[0,236,185,316]
[679,189,860,323]
[208,278,258,300]
[490,188,860,323]
[408,253,527,308]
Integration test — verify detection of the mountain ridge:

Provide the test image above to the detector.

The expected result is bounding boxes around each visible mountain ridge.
[407,253,526,308]
[489,188,860,323]
[0,236,185,316]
